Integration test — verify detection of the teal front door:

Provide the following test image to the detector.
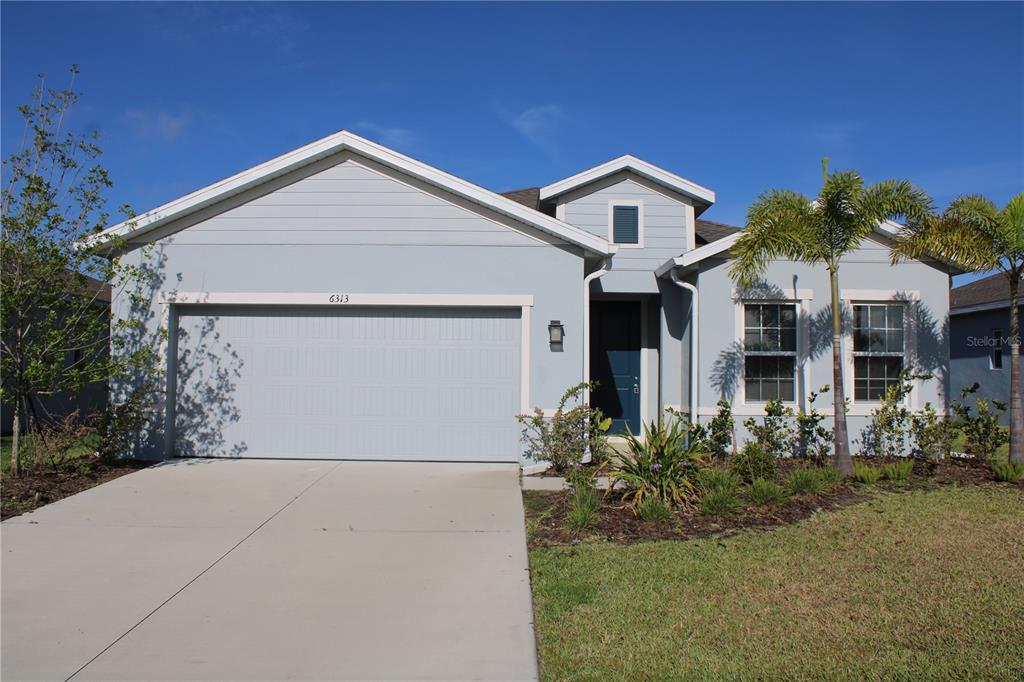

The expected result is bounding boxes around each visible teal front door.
[590,301,642,435]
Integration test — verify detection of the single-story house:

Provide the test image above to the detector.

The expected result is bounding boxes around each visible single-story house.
[91,131,953,464]
[950,272,1022,422]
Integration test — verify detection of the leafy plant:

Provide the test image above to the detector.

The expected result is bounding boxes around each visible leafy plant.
[609,416,705,509]
[786,466,826,496]
[857,369,929,459]
[517,382,612,473]
[33,412,95,473]
[852,461,882,484]
[637,496,672,523]
[93,385,156,464]
[951,383,1009,460]
[732,159,934,476]
[880,460,914,483]
[910,403,956,474]
[748,477,786,506]
[698,467,741,495]
[698,468,742,515]
[992,459,1024,483]
[731,441,778,483]
[565,487,602,531]
[792,386,832,464]
[743,399,793,458]
[688,399,734,458]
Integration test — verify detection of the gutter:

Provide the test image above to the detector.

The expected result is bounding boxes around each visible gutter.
[582,256,613,404]
[669,268,699,424]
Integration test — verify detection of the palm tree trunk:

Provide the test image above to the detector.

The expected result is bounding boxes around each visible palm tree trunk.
[1008,274,1022,464]
[830,269,853,475]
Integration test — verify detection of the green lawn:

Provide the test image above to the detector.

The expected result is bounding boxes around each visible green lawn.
[529,486,1024,681]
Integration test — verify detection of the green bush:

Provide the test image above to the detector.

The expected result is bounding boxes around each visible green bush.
[699,486,742,515]
[731,441,778,483]
[910,403,956,473]
[748,477,786,506]
[992,460,1024,483]
[686,399,734,458]
[852,461,882,484]
[952,383,1008,460]
[610,416,705,510]
[517,382,612,473]
[565,487,602,531]
[637,496,672,523]
[880,459,913,483]
[786,466,826,496]
[743,399,793,458]
[698,467,741,494]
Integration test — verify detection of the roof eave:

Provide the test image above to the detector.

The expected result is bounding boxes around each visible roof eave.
[539,155,716,206]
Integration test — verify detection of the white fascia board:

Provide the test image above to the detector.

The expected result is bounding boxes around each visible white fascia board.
[539,155,716,205]
[84,131,612,256]
[655,231,742,277]
[950,299,1012,316]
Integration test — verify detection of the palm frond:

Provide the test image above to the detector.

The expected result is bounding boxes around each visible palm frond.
[890,213,1001,270]
[999,193,1024,255]
[730,190,816,286]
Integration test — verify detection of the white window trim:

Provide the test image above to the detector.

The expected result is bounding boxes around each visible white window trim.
[733,289,815,412]
[607,200,644,249]
[159,291,535,457]
[841,289,920,416]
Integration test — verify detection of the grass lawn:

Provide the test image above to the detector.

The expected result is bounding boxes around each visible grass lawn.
[528,486,1024,681]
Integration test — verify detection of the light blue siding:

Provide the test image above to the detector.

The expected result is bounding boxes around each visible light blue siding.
[950,306,1022,423]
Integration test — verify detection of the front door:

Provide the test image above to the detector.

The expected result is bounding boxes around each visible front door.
[590,301,642,435]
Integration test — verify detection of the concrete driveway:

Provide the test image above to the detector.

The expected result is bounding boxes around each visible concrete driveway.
[2,459,538,681]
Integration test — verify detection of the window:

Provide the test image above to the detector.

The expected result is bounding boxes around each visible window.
[852,303,904,400]
[743,303,797,401]
[991,328,1003,370]
[612,205,640,245]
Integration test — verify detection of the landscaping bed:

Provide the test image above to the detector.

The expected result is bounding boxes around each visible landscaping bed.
[1,457,149,520]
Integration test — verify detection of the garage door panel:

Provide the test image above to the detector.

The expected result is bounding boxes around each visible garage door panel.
[173,306,521,461]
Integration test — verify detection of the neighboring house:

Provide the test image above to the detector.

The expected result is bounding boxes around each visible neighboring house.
[1,275,111,435]
[949,273,1023,422]
[90,131,952,463]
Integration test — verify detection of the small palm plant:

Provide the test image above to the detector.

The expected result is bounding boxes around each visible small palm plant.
[730,160,933,476]
[610,417,705,510]
[891,194,1024,465]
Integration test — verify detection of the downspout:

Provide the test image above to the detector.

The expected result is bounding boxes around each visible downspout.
[582,256,613,403]
[669,268,699,424]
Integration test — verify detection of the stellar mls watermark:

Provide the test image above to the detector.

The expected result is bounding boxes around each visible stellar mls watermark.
[967,334,1019,347]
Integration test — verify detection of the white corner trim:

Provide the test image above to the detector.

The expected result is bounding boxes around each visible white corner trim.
[540,154,716,205]
[607,199,645,249]
[520,304,532,414]
[160,292,536,308]
[84,131,613,256]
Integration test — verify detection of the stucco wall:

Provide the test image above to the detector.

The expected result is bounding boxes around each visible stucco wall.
[692,236,951,449]
[112,152,589,459]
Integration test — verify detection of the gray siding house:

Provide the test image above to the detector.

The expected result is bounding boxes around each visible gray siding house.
[950,273,1022,422]
[92,131,953,465]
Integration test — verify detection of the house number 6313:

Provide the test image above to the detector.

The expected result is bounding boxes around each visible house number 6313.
[328,294,350,303]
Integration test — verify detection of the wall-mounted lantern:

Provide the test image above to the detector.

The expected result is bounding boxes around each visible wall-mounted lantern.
[548,320,565,346]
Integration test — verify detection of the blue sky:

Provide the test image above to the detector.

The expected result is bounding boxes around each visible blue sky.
[2,2,1022,284]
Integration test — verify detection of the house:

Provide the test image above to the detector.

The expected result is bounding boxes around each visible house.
[90,131,952,463]
[950,273,1022,421]
[1,274,111,436]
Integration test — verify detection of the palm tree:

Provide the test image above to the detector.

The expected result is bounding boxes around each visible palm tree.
[891,194,1024,464]
[730,160,933,476]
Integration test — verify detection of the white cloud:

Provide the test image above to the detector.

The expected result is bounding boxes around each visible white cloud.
[124,109,190,143]
[354,121,415,148]
[508,104,567,145]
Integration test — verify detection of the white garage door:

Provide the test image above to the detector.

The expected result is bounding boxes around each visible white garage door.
[172,306,522,461]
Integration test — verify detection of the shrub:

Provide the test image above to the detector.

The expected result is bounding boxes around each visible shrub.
[33,412,94,473]
[743,399,793,458]
[698,467,741,494]
[857,369,928,459]
[699,486,742,515]
[817,465,842,489]
[852,461,882,484]
[993,460,1024,483]
[637,496,672,523]
[687,399,734,458]
[910,403,956,474]
[786,466,826,496]
[748,477,786,506]
[609,415,705,509]
[517,382,612,473]
[94,386,156,464]
[565,487,602,531]
[792,386,832,464]
[952,383,1009,460]
[880,459,914,483]
[731,441,778,483]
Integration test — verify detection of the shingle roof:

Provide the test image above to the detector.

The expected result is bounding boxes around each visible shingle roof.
[695,219,741,245]
[499,187,541,211]
[950,272,1013,310]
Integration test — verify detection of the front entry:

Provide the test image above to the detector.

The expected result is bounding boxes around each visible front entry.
[590,300,642,435]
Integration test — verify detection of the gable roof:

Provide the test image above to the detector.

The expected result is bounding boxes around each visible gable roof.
[500,187,541,211]
[695,219,740,245]
[87,131,613,255]
[538,155,716,207]
[950,272,1014,312]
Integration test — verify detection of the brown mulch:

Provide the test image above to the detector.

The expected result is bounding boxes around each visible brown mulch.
[526,458,1020,548]
[1,459,150,520]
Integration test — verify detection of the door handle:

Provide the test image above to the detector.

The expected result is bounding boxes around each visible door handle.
[633,384,640,394]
